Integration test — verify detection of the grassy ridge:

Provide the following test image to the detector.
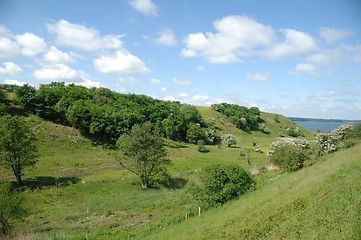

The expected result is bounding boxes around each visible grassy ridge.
[1,107,359,239]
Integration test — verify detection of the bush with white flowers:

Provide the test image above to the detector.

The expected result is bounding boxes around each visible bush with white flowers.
[221,134,237,147]
[266,139,310,159]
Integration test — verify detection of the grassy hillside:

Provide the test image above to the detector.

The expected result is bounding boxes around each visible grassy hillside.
[2,107,360,239]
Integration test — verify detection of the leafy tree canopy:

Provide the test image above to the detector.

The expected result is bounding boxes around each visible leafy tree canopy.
[116,122,171,189]
[0,115,38,185]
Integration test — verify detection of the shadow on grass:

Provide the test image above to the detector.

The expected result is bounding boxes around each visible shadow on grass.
[18,176,81,189]
[151,177,188,190]
[199,149,210,153]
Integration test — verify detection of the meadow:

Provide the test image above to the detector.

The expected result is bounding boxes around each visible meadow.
[1,106,360,239]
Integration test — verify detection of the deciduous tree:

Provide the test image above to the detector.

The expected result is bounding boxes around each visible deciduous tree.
[0,115,38,185]
[116,122,170,189]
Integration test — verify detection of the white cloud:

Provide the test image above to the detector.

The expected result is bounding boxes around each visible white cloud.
[0,37,20,59]
[180,15,276,64]
[308,91,339,102]
[33,64,83,82]
[287,63,318,75]
[40,46,76,65]
[306,48,344,66]
[0,62,23,75]
[3,79,28,86]
[319,27,353,43]
[117,76,138,84]
[119,86,129,92]
[150,78,162,84]
[261,29,318,60]
[177,93,188,98]
[173,77,193,86]
[69,51,87,60]
[196,66,205,71]
[94,50,152,75]
[162,96,175,101]
[191,95,210,102]
[129,0,158,16]
[354,45,361,64]
[245,71,270,83]
[46,20,124,51]
[0,24,13,37]
[15,32,47,57]
[161,87,167,93]
[154,27,177,46]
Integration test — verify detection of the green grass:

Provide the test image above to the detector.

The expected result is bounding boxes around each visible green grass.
[2,108,360,240]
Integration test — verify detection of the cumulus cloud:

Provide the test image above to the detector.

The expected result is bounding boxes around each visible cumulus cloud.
[150,78,162,84]
[177,93,188,98]
[33,64,102,88]
[33,64,83,82]
[0,62,23,75]
[0,37,20,59]
[15,32,47,57]
[161,87,167,93]
[2,79,28,86]
[319,27,353,43]
[47,20,124,51]
[117,76,139,84]
[39,46,76,65]
[306,48,345,66]
[287,63,318,75]
[129,0,158,16]
[191,95,209,102]
[180,15,276,64]
[173,77,193,86]
[163,96,176,101]
[261,29,318,60]
[94,50,152,75]
[245,71,270,83]
[154,27,177,46]
[196,66,205,71]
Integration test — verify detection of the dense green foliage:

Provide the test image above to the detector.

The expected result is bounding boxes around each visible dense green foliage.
[188,164,254,206]
[116,122,171,189]
[0,183,27,235]
[0,115,38,185]
[270,145,309,171]
[212,103,261,131]
[6,82,205,144]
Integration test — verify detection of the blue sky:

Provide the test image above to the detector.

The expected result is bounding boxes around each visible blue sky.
[0,0,361,119]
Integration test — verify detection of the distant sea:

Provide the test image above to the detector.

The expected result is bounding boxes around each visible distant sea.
[294,121,355,132]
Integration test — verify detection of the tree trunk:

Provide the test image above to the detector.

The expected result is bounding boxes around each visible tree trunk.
[15,172,22,186]
[142,180,148,189]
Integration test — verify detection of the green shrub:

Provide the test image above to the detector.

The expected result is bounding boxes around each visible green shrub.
[287,129,298,137]
[271,145,309,171]
[188,164,255,206]
[197,140,206,152]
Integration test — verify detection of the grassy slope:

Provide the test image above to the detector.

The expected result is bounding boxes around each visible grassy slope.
[3,108,359,239]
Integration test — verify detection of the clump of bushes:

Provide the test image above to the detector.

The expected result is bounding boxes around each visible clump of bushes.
[270,145,309,171]
[187,164,255,206]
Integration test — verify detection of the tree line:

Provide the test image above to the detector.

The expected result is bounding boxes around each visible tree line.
[2,82,206,145]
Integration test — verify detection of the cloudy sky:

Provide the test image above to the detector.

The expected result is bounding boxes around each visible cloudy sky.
[1,0,361,119]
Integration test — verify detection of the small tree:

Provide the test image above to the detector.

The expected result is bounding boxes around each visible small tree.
[116,122,171,189]
[0,115,38,186]
[221,134,237,147]
[0,183,27,236]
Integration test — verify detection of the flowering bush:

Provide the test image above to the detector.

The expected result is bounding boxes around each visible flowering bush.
[266,139,309,158]
[254,145,263,153]
[315,124,353,156]
[221,134,237,147]
[205,129,216,144]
